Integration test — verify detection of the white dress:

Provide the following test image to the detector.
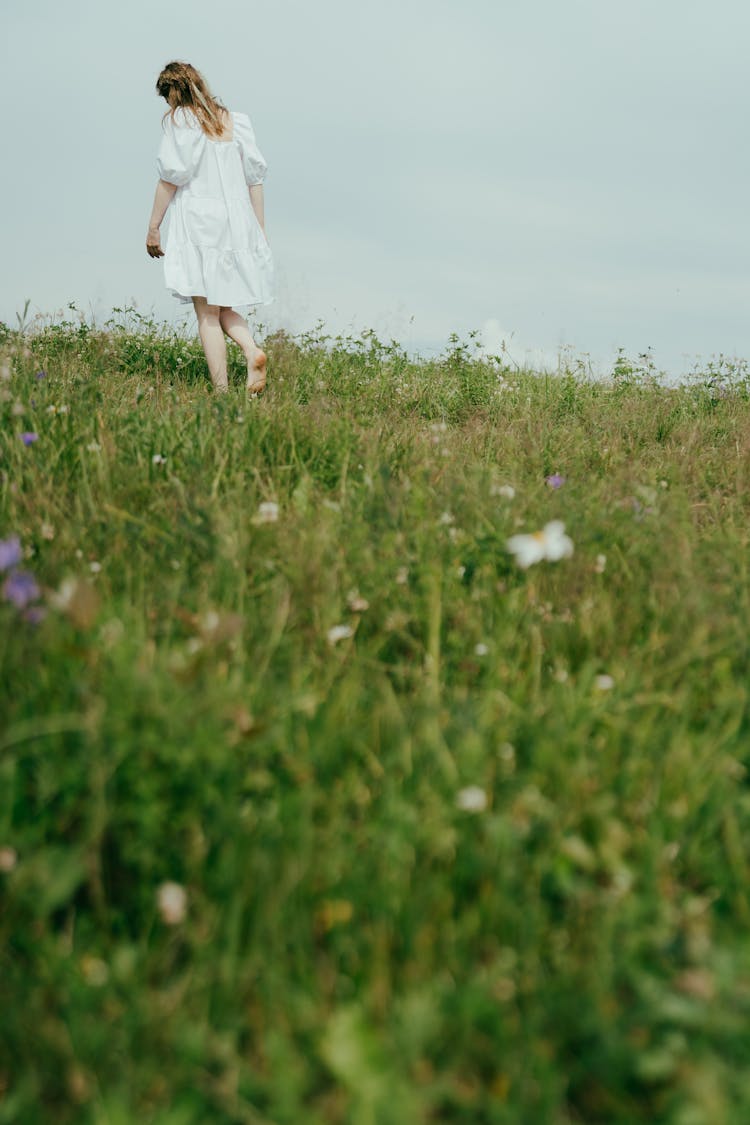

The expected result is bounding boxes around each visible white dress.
[156,107,274,308]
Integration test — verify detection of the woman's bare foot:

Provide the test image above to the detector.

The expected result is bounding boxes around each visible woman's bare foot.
[246,348,267,395]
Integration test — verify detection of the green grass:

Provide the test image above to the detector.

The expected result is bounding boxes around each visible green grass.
[2,309,750,1123]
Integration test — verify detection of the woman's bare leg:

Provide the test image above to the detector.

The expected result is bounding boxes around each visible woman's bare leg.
[219,307,267,393]
[192,297,228,391]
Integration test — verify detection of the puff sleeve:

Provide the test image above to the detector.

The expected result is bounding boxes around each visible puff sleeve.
[156,109,207,186]
[234,113,268,185]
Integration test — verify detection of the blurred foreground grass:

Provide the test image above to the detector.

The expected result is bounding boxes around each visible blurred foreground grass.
[2,310,750,1123]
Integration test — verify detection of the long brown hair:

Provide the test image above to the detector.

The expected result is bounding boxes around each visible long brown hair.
[156,61,227,138]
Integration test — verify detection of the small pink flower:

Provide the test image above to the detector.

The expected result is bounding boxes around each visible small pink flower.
[0,847,18,872]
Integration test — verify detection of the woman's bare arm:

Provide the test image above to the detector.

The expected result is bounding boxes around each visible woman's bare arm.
[146,179,178,258]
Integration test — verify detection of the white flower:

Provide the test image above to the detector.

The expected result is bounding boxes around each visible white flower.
[594,674,615,691]
[157,881,187,925]
[50,577,77,611]
[86,441,101,453]
[395,567,409,586]
[327,624,354,646]
[347,591,370,613]
[89,561,102,574]
[506,521,574,569]
[152,453,167,466]
[491,484,515,500]
[456,786,488,813]
[594,554,607,574]
[254,501,279,524]
[439,511,454,526]
[474,642,489,656]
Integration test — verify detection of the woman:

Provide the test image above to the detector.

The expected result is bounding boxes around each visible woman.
[146,61,274,394]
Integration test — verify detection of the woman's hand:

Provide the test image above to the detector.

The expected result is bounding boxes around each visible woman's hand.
[146,225,164,258]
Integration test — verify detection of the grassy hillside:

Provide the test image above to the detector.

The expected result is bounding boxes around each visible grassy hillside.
[2,309,750,1124]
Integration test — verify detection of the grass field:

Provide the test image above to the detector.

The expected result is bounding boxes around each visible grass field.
[2,308,750,1124]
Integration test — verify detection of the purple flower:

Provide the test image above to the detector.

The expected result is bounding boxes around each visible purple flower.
[35,370,46,380]
[23,605,47,625]
[19,432,38,446]
[0,537,23,572]
[3,570,40,609]
[546,473,566,489]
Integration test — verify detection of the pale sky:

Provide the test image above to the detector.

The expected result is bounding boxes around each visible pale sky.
[3,0,750,377]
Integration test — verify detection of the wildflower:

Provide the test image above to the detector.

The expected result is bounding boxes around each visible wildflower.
[89,561,102,574]
[86,441,101,453]
[80,955,109,987]
[594,554,607,573]
[347,590,370,613]
[0,536,23,571]
[506,521,574,568]
[23,606,46,625]
[395,566,409,585]
[456,786,488,813]
[157,881,187,925]
[546,473,566,489]
[35,369,46,380]
[3,570,40,608]
[152,453,167,466]
[0,847,18,872]
[253,500,279,524]
[439,511,454,526]
[327,624,353,646]
[19,432,38,446]
[474,642,489,656]
[40,522,55,541]
[594,674,615,691]
[491,483,515,500]
[50,577,100,629]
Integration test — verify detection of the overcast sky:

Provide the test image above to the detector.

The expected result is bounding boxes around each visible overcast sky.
[3,0,750,378]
